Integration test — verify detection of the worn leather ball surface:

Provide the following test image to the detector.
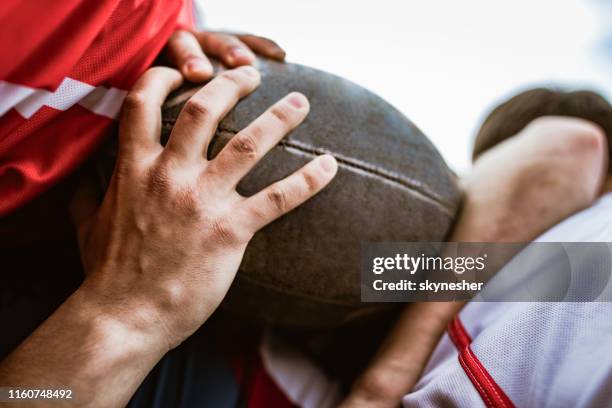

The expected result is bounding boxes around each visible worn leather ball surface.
[101,58,461,329]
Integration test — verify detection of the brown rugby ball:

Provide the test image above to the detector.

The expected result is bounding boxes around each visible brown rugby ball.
[98,58,461,329]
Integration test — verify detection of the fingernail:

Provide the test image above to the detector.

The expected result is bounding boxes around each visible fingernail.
[186,58,208,73]
[287,92,307,109]
[274,49,287,60]
[319,154,337,173]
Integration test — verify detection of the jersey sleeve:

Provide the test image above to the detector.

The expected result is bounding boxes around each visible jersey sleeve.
[0,0,121,90]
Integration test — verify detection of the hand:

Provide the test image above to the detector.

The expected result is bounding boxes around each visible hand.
[341,116,606,408]
[165,29,286,82]
[71,65,337,350]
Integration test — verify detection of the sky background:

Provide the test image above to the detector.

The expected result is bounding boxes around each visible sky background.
[199,0,612,173]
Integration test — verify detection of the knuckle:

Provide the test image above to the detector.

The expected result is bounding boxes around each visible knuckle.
[173,186,202,217]
[270,104,292,124]
[534,117,607,158]
[571,122,606,155]
[266,187,289,213]
[211,218,241,245]
[145,166,174,195]
[122,92,147,114]
[219,70,243,87]
[301,170,321,193]
[246,205,266,222]
[146,165,203,216]
[231,132,259,158]
[182,98,214,121]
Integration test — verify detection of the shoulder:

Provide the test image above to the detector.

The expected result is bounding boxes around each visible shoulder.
[458,116,608,242]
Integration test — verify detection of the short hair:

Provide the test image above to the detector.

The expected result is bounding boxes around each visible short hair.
[473,88,612,164]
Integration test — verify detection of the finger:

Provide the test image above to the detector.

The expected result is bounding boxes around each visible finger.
[196,32,256,67]
[120,67,183,155]
[164,66,260,162]
[210,92,309,187]
[240,154,337,232]
[166,30,214,82]
[237,34,286,61]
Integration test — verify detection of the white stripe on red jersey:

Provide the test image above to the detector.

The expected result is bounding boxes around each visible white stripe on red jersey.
[0,78,127,119]
[0,0,193,215]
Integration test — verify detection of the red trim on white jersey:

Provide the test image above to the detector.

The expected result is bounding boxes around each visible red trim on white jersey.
[448,317,516,408]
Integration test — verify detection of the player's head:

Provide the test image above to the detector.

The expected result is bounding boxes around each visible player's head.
[473,88,612,168]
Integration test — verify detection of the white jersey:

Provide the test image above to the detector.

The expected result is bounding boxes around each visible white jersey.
[260,193,612,407]
[404,193,612,408]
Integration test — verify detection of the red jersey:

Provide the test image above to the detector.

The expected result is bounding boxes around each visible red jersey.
[0,4,318,406]
[0,0,194,216]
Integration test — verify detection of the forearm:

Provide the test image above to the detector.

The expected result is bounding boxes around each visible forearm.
[343,301,461,407]
[345,112,608,408]
[0,283,168,407]
[342,216,492,407]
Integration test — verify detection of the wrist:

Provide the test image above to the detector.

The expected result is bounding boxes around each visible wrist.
[0,282,172,406]
[73,279,173,355]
